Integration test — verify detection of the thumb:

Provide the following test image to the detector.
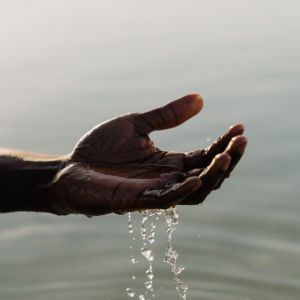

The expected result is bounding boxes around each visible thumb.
[136,94,203,133]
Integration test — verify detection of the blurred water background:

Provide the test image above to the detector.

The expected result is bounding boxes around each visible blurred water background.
[0,1,299,299]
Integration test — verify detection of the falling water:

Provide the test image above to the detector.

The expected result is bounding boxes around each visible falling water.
[126,208,188,299]
[127,212,137,298]
[140,211,160,298]
[163,207,188,300]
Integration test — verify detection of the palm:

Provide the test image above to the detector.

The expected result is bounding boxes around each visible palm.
[71,115,147,165]
[53,94,247,216]
[71,115,187,172]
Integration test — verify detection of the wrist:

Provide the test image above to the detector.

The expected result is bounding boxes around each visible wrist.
[0,150,69,214]
[29,156,70,215]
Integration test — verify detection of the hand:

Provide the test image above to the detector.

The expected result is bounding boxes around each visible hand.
[52,94,247,216]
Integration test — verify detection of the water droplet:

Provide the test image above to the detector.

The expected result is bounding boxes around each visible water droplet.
[163,207,189,300]
[127,208,188,299]
[174,265,184,275]
[175,278,189,299]
[131,255,138,264]
[148,236,155,244]
[145,281,152,289]
[128,213,133,234]
[141,226,146,238]
[145,269,154,280]
[141,247,154,262]
[126,288,135,298]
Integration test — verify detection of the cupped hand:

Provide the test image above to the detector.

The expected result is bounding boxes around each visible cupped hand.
[52,94,247,216]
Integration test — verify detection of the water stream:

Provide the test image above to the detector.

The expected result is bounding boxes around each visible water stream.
[163,208,188,299]
[126,208,188,300]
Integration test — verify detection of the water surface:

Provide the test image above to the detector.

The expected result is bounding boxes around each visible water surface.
[0,1,299,299]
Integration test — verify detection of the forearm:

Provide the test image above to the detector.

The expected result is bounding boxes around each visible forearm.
[0,148,67,214]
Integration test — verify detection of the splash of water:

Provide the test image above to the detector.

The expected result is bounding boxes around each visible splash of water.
[126,212,138,298]
[140,211,160,298]
[126,211,158,299]
[126,287,135,298]
[163,207,188,300]
[126,208,188,299]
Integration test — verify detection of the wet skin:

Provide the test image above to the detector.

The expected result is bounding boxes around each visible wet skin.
[53,94,248,216]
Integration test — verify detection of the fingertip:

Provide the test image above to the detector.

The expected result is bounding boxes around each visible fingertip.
[164,93,204,127]
[215,152,231,161]
[243,136,248,144]
[231,135,248,146]
[138,93,205,132]
[229,123,245,135]
[225,135,248,156]
[215,153,231,171]
[234,136,248,154]
[186,93,204,115]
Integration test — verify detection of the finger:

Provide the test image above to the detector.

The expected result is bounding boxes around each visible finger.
[136,94,203,133]
[214,135,247,190]
[111,173,187,213]
[92,165,183,179]
[136,176,202,210]
[184,124,244,170]
[181,153,231,205]
[67,168,171,215]
[184,168,205,178]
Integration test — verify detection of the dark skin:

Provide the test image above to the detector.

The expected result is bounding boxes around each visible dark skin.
[0,94,247,216]
[52,94,247,216]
